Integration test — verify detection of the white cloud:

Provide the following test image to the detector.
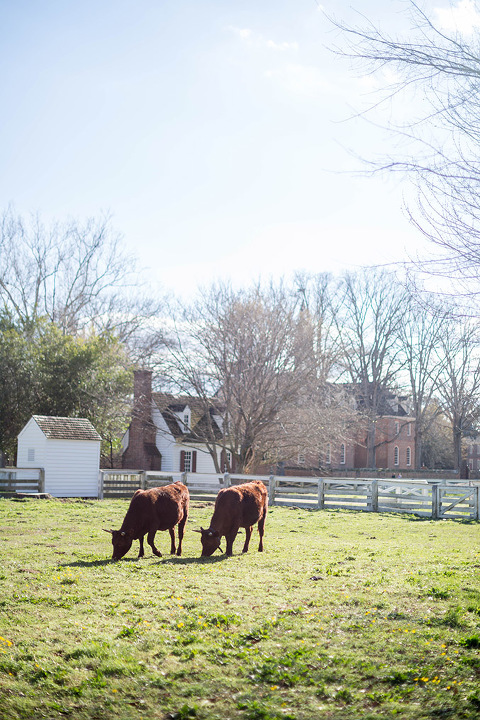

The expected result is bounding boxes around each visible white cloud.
[228,26,298,51]
[229,26,253,42]
[434,0,480,34]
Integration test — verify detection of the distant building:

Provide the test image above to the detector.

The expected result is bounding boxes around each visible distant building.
[465,436,480,475]
[283,388,416,475]
[122,370,230,473]
[123,371,416,475]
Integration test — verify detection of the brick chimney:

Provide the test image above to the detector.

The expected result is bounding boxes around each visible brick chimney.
[122,369,160,470]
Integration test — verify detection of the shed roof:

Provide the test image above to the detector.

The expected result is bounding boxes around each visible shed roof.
[32,416,102,441]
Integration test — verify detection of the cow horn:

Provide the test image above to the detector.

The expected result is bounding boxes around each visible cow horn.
[103,529,113,534]
[191,529,202,533]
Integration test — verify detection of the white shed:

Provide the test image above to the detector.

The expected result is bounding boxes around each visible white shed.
[17,416,102,497]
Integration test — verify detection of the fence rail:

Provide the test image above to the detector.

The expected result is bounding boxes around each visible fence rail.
[97,471,480,520]
[3,468,477,520]
[0,468,45,496]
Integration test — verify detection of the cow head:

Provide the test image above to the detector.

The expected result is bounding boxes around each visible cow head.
[103,529,134,561]
[199,527,222,557]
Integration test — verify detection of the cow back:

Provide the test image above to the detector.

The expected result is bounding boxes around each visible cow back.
[121,482,189,537]
[211,480,267,534]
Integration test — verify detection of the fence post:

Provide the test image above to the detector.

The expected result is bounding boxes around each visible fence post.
[474,485,480,521]
[181,471,188,485]
[431,483,440,519]
[98,471,103,500]
[139,471,146,490]
[268,475,276,505]
[317,479,325,509]
[223,472,231,487]
[370,479,378,512]
[38,468,45,494]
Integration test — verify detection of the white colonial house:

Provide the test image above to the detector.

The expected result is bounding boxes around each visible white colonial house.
[122,370,231,474]
[17,415,102,497]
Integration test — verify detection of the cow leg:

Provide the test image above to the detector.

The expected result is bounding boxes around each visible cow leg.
[147,531,162,557]
[169,527,176,554]
[242,526,253,553]
[225,530,238,556]
[257,512,266,552]
[176,515,187,556]
[138,535,145,558]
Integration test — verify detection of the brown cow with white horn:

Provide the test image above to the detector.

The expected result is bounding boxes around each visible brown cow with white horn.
[104,482,189,561]
[196,480,268,557]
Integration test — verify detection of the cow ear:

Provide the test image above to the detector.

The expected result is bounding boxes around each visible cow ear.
[103,529,113,534]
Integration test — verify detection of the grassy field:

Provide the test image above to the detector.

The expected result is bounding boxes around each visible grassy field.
[0,497,479,720]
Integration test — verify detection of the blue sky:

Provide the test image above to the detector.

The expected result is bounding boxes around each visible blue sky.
[0,0,471,298]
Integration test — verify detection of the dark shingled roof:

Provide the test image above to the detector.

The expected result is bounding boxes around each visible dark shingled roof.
[152,393,224,441]
[32,416,102,441]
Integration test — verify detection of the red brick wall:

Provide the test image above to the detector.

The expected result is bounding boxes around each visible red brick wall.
[122,369,158,470]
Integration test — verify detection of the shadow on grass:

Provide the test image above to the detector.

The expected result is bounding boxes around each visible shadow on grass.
[161,553,230,566]
[60,552,231,568]
[60,558,114,568]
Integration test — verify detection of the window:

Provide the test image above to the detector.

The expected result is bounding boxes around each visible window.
[325,443,331,464]
[180,449,197,472]
[394,446,399,466]
[183,451,192,472]
[395,421,400,435]
[340,443,346,465]
[183,413,190,432]
[27,448,35,462]
[406,447,411,466]
[298,453,305,465]
[407,423,412,437]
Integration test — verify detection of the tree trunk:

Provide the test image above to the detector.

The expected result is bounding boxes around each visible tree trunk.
[453,428,462,472]
[366,418,376,469]
[415,428,423,471]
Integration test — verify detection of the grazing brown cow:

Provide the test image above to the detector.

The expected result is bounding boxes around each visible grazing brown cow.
[104,482,189,561]
[198,480,268,557]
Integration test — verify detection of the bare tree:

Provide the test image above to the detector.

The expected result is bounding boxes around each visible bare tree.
[290,272,356,462]
[329,1,480,300]
[157,281,327,473]
[399,292,451,469]
[435,319,480,471]
[0,207,165,344]
[334,269,408,468]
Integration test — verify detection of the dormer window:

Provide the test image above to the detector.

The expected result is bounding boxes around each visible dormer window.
[183,413,190,432]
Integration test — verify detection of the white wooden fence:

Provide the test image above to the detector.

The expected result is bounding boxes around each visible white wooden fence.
[97,471,480,521]
[1,468,477,520]
[0,467,45,495]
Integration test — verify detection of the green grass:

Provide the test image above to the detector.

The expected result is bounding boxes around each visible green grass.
[0,497,479,720]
